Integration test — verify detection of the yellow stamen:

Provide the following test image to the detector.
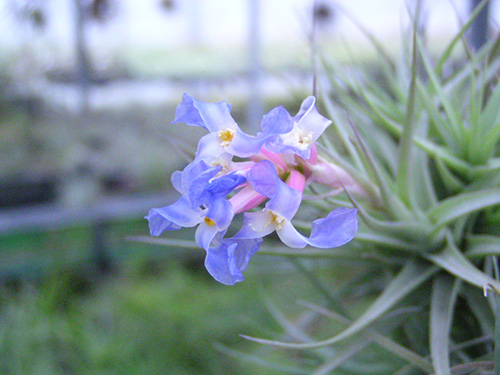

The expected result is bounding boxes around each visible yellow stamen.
[217,129,235,147]
[270,212,285,230]
[204,217,216,226]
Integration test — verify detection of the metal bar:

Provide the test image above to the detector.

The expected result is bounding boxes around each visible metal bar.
[0,193,171,235]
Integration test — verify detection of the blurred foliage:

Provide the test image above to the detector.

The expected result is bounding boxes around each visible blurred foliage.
[0,217,373,374]
[0,256,270,375]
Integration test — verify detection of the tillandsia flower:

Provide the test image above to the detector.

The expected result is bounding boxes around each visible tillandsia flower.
[146,159,244,250]
[233,160,358,248]
[146,94,359,285]
[172,93,266,162]
[260,96,332,159]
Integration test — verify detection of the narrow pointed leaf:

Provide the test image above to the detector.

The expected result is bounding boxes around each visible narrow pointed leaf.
[428,188,500,227]
[320,90,363,169]
[312,340,370,375]
[417,37,461,141]
[434,157,465,194]
[361,93,473,176]
[435,0,488,74]
[462,283,495,335]
[417,81,457,149]
[430,275,460,375]
[348,119,412,221]
[396,18,418,208]
[426,239,500,290]
[301,301,434,373]
[466,235,500,258]
[479,82,500,137]
[241,260,438,349]
[214,343,306,375]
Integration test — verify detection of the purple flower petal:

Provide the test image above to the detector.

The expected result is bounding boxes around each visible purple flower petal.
[207,198,234,231]
[260,106,294,134]
[174,159,221,196]
[145,209,182,235]
[308,207,358,248]
[195,221,221,250]
[145,196,203,236]
[195,198,235,250]
[195,133,226,161]
[247,160,279,198]
[294,96,332,143]
[227,129,267,157]
[173,93,236,133]
[171,170,182,193]
[276,220,308,248]
[188,169,242,208]
[263,96,332,159]
[266,178,302,221]
[204,238,262,285]
[233,211,276,240]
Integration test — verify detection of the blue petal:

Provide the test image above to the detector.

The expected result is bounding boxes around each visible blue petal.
[195,133,225,161]
[183,159,221,196]
[195,221,220,250]
[204,238,262,285]
[276,208,358,249]
[266,179,302,221]
[205,173,245,199]
[190,172,245,208]
[276,220,308,248]
[233,211,275,239]
[263,97,332,159]
[207,198,234,230]
[194,199,234,250]
[247,160,279,198]
[308,208,358,248]
[172,93,237,133]
[260,106,294,134]
[294,96,332,142]
[145,196,203,236]
[264,142,305,158]
[227,129,267,158]
[145,209,181,236]
[172,159,220,196]
[171,170,182,193]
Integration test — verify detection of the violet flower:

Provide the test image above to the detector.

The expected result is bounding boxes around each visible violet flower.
[233,160,358,249]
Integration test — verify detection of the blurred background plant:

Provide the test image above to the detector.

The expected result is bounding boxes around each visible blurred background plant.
[1,0,499,374]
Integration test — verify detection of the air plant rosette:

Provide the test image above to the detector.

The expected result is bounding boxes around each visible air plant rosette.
[142,6,500,375]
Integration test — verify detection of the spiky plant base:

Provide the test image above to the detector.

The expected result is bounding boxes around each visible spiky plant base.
[240,6,500,375]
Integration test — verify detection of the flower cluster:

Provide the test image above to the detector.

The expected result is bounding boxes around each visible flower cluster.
[146,94,358,285]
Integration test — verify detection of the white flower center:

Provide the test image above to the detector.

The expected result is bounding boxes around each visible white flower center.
[217,128,235,148]
[249,210,286,232]
[270,212,285,230]
[281,126,313,150]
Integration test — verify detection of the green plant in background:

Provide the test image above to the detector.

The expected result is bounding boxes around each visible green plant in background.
[230,4,500,374]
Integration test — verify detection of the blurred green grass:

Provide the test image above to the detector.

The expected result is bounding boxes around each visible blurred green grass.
[0,220,266,374]
[0,218,368,374]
